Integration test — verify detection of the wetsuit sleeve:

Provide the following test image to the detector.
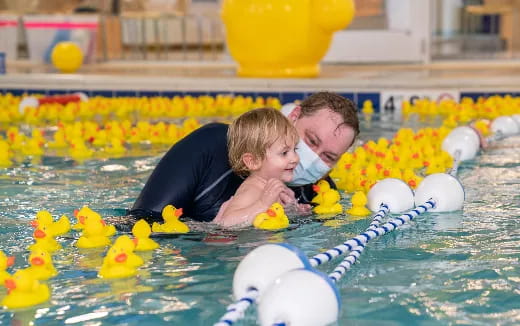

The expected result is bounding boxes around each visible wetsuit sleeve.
[290,176,337,205]
[128,123,224,221]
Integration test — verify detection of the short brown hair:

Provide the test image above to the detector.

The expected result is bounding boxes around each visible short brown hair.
[228,108,299,177]
[299,92,360,137]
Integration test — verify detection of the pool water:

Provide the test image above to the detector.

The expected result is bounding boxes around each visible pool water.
[0,117,519,326]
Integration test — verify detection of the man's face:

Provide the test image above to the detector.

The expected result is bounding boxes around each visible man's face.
[289,107,356,167]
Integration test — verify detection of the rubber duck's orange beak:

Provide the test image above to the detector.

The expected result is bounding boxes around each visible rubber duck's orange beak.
[100,220,106,226]
[30,220,38,228]
[6,256,14,267]
[345,163,351,169]
[408,180,416,188]
[5,278,16,294]
[175,208,183,217]
[34,229,46,239]
[266,209,276,217]
[31,256,44,266]
[312,185,320,192]
[73,209,79,217]
[133,238,138,247]
[79,216,86,224]
[115,253,127,263]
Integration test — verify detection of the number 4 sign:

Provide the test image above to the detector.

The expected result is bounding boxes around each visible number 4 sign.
[380,90,460,119]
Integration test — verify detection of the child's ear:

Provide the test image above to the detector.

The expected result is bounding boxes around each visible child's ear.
[242,153,261,171]
[287,105,302,122]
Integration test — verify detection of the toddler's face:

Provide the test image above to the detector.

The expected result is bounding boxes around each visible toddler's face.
[258,136,299,182]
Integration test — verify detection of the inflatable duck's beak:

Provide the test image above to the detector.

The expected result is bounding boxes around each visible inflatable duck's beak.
[5,278,16,293]
[266,209,276,217]
[312,185,320,192]
[30,220,38,228]
[34,229,46,239]
[175,208,183,217]
[115,253,127,263]
[6,256,14,267]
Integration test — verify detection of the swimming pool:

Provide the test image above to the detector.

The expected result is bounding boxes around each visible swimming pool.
[0,114,519,325]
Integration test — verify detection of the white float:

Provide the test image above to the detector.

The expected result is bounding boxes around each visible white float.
[258,268,340,326]
[414,173,465,212]
[491,116,519,136]
[441,126,480,161]
[367,178,415,213]
[232,243,310,300]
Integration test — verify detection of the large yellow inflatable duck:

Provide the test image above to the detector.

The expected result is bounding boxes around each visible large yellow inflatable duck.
[31,210,70,236]
[222,0,356,77]
[0,250,15,283]
[313,189,342,215]
[98,236,141,279]
[345,191,371,217]
[132,219,159,251]
[29,225,62,253]
[75,215,112,249]
[152,205,189,233]
[253,203,289,230]
[25,248,57,280]
[2,269,51,309]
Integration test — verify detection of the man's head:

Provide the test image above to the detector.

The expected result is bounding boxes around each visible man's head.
[288,92,359,168]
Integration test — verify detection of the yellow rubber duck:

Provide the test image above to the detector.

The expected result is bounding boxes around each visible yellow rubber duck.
[29,226,62,253]
[73,206,116,236]
[314,189,342,215]
[152,205,189,233]
[75,215,112,249]
[311,179,331,205]
[253,203,289,230]
[111,235,143,267]
[345,191,371,217]
[98,236,140,279]
[31,210,70,236]
[402,168,423,189]
[25,248,57,281]
[132,219,159,251]
[2,269,51,309]
[0,250,15,283]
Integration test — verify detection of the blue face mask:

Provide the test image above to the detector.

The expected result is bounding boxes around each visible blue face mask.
[288,139,331,186]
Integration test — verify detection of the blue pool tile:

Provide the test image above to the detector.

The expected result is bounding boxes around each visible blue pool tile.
[114,90,138,97]
[233,92,258,99]
[356,92,380,112]
[339,92,356,102]
[1,88,24,96]
[26,89,49,96]
[139,91,161,98]
[161,91,185,98]
[91,90,115,97]
[47,89,69,96]
[280,92,307,104]
[256,92,281,100]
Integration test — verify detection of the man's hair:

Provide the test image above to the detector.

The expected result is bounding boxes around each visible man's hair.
[299,92,360,137]
[228,107,299,177]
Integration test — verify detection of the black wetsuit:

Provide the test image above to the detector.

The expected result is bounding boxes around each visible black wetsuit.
[128,122,333,223]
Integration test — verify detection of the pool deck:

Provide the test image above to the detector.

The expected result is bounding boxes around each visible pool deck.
[2,59,520,93]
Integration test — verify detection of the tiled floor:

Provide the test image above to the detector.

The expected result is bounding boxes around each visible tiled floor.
[2,59,520,92]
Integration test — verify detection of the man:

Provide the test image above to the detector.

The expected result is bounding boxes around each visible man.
[128,91,359,222]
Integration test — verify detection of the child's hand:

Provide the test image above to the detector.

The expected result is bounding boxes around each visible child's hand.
[295,203,312,215]
[261,179,289,206]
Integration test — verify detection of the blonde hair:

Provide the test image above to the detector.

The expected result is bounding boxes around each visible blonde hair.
[228,108,299,177]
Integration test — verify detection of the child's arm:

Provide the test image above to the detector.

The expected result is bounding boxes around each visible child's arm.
[216,179,286,227]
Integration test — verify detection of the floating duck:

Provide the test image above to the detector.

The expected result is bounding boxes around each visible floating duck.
[132,220,159,251]
[29,225,62,253]
[75,215,112,249]
[25,248,57,280]
[98,236,140,279]
[152,205,189,233]
[345,191,371,217]
[253,203,289,230]
[311,180,331,205]
[73,206,116,236]
[112,235,143,267]
[2,269,51,309]
[314,188,342,215]
[31,210,70,236]
[0,250,15,283]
